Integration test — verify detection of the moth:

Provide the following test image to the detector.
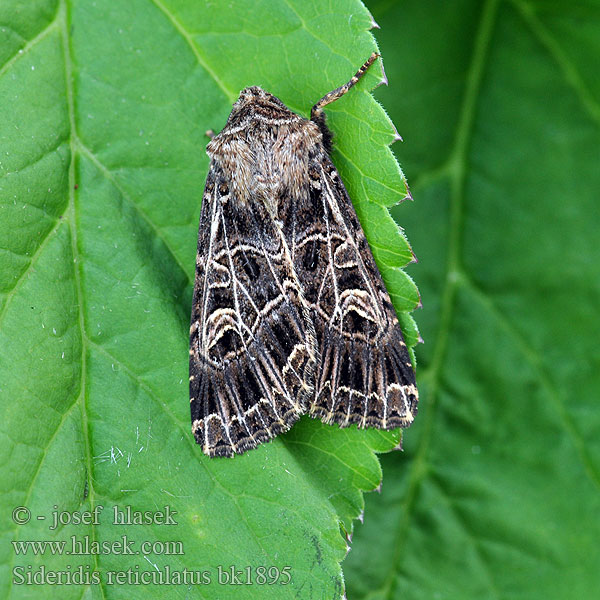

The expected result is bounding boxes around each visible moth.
[189,53,418,457]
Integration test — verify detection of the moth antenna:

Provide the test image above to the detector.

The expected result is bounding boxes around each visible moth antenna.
[310,52,380,121]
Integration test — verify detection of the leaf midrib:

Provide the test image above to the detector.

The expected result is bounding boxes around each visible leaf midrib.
[61,1,106,599]
[5,6,108,600]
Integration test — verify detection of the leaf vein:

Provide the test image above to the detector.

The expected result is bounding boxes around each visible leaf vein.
[510,0,600,126]
[0,15,58,79]
[149,0,236,103]
[463,274,600,491]
[76,140,192,284]
[0,219,63,327]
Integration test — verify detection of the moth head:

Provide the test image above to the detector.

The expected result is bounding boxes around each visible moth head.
[226,86,298,126]
[237,86,273,104]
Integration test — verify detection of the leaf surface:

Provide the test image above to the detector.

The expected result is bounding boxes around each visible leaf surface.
[344,1,600,598]
[0,1,418,598]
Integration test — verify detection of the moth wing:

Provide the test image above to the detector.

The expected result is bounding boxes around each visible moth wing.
[190,167,316,457]
[292,155,418,430]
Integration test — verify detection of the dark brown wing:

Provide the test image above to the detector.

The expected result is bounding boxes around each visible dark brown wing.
[189,165,316,457]
[289,154,418,430]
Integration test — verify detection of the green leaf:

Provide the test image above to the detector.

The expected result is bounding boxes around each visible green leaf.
[0,1,419,599]
[345,0,600,598]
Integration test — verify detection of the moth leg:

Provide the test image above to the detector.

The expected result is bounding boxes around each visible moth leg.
[310,52,379,121]
[205,129,216,139]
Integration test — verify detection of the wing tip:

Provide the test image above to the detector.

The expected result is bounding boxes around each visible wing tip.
[192,405,303,458]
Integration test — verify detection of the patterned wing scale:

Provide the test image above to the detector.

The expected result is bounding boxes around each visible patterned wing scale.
[190,55,418,457]
[189,167,316,457]
[290,154,418,430]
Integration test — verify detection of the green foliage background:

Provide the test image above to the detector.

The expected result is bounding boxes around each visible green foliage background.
[0,1,414,599]
[1,0,599,599]
[345,1,600,599]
